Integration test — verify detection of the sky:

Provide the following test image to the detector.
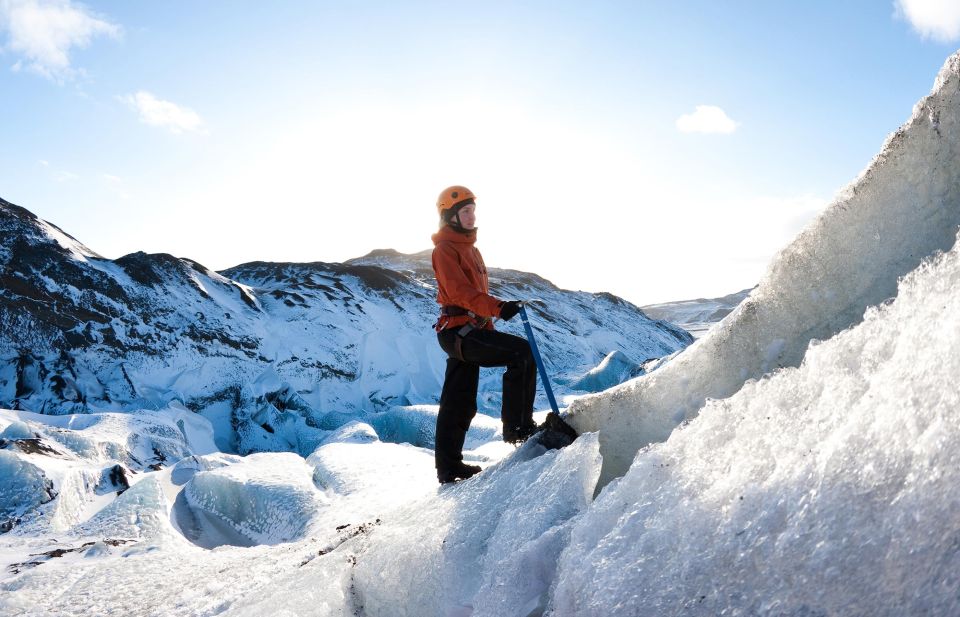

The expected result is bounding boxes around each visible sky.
[1,1,959,305]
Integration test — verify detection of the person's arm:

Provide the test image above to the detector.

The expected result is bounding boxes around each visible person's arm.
[432,243,503,318]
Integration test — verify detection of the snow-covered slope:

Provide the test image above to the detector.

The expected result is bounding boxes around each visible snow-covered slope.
[0,200,690,455]
[0,403,600,616]
[551,226,960,616]
[568,50,960,484]
[641,287,753,338]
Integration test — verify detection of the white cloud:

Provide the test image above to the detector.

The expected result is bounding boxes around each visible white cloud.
[676,105,739,134]
[896,0,960,41]
[0,0,120,80]
[121,91,206,135]
[38,159,49,166]
[54,170,78,182]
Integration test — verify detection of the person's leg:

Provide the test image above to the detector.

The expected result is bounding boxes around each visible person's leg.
[458,329,537,432]
[455,360,480,443]
[435,331,480,474]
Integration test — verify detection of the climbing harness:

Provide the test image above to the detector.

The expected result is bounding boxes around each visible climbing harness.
[435,305,490,361]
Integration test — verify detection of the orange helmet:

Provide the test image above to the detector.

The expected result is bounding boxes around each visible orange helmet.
[436,185,476,215]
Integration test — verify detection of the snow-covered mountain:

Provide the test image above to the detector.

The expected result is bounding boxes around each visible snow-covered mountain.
[641,287,753,338]
[0,198,691,455]
[1,50,958,617]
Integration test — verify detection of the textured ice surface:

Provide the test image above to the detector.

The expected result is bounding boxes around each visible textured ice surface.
[0,406,217,536]
[233,367,333,456]
[570,350,641,392]
[0,451,54,530]
[217,434,602,617]
[351,434,602,617]
[74,475,178,543]
[0,421,34,440]
[185,452,328,545]
[369,404,501,449]
[0,406,216,470]
[549,237,960,616]
[318,420,379,445]
[568,51,960,483]
[0,403,534,616]
[308,439,436,496]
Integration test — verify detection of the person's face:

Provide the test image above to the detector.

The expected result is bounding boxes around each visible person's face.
[457,203,477,229]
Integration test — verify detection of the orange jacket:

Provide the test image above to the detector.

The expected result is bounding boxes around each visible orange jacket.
[431,226,502,331]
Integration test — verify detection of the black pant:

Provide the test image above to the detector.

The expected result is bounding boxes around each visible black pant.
[435,327,537,472]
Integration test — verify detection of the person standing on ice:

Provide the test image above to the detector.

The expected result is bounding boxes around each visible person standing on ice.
[431,185,539,484]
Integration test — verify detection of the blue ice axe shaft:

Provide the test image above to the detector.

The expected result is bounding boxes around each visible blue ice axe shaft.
[518,303,560,414]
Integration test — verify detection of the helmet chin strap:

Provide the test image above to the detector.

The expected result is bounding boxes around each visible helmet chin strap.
[448,211,476,234]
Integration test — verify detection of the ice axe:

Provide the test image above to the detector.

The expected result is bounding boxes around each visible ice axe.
[518,302,559,414]
[518,303,578,447]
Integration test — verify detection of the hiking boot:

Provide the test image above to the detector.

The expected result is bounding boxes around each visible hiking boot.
[437,462,482,484]
[503,423,540,445]
[538,412,579,450]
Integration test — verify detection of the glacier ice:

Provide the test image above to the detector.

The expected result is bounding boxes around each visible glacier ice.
[0,406,218,537]
[185,452,327,546]
[569,350,641,392]
[74,475,178,543]
[369,404,501,450]
[548,232,960,616]
[568,50,960,484]
[307,439,436,496]
[341,434,602,617]
[0,451,55,532]
[317,420,380,445]
[0,421,34,440]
